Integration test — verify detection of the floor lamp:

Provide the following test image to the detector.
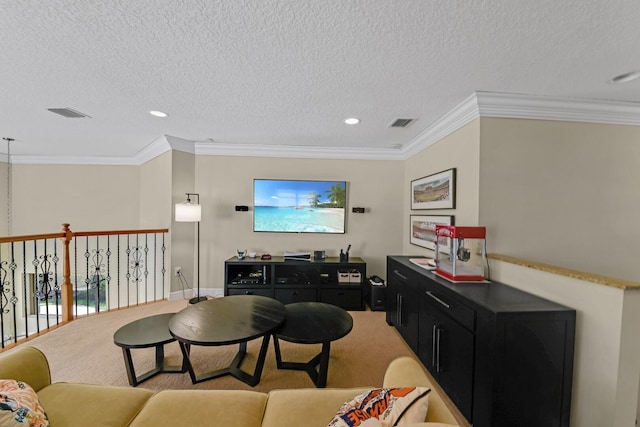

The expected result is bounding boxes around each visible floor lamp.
[175,193,207,304]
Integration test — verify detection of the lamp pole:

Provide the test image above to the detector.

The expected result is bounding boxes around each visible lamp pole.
[176,192,206,304]
[187,193,206,304]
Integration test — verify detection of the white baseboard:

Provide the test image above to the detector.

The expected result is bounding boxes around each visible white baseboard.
[167,288,224,302]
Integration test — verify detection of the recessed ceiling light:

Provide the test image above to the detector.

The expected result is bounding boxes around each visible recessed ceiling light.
[149,110,168,118]
[608,71,640,84]
[344,118,360,125]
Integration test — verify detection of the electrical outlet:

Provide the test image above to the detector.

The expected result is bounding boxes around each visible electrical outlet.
[175,266,182,276]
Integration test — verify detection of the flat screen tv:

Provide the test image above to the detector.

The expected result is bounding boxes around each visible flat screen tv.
[254,179,346,233]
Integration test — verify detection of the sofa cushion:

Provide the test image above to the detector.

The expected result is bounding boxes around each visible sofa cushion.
[0,347,51,393]
[129,389,268,427]
[382,357,459,425]
[262,387,372,427]
[0,380,49,427]
[327,387,430,427]
[37,383,153,427]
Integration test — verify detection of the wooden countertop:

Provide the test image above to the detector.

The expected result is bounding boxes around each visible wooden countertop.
[489,253,640,290]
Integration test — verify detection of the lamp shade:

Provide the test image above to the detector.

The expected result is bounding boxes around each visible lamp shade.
[175,202,201,222]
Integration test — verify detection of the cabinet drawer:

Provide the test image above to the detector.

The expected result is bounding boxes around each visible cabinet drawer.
[320,289,362,310]
[227,287,272,298]
[389,265,422,292]
[275,288,316,304]
[422,286,475,332]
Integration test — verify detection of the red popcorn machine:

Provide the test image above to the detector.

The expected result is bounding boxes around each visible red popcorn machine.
[434,225,487,282]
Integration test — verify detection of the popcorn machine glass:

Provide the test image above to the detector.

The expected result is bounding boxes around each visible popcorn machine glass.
[434,225,487,282]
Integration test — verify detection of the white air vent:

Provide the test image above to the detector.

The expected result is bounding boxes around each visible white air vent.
[389,118,414,128]
[47,108,91,118]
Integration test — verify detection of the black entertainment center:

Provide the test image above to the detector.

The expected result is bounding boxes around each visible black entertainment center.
[224,256,366,310]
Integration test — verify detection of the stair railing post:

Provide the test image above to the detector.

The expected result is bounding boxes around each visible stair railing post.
[61,223,74,322]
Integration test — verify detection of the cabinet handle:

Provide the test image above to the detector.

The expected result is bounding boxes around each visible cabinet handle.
[426,291,451,309]
[398,294,404,326]
[393,269,408,280]
[435,327,442,373]
[432,325,437,369]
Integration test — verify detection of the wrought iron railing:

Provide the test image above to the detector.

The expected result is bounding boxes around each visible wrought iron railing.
[0,224,168,349]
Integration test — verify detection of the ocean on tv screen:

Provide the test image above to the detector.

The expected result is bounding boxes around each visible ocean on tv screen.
[254,206,345,233]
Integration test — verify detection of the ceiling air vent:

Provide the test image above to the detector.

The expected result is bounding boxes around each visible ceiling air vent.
[47,108,91,118]
[389,118,414,128]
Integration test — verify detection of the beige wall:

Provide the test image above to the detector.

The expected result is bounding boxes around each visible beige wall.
[479,118,640,282]
[11,164,140,235]
[403,119,481,256]
[170,151,198,295]
[139,151,172,229]
[195,155,404,292]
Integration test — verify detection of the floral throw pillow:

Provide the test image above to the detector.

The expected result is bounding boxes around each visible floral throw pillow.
[328,387,430,427]
[0,380,49,427]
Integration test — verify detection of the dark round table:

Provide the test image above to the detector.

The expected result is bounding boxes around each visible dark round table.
[113,313,186,386]
[169,295,286,386]
[274,301,353,387]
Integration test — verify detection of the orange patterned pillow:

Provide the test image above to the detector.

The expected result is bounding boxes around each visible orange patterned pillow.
[0,380,49,427]
[328,387,430,427]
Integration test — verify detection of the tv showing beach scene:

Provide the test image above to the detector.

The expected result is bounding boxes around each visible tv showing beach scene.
[254,179,346,233]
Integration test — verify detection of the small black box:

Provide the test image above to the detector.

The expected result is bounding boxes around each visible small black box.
[235,205,249,211]
[366,279,386,311]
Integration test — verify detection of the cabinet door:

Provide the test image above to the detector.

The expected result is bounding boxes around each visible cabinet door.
[397,288,420,353]
[386,272,399,326]
[420,295,474,421]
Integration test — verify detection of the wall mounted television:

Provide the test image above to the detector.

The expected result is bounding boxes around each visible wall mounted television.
[253,179,347,233]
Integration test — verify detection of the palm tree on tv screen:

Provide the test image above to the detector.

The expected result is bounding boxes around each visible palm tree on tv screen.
[308,192,321,207]
[325,184,345,208]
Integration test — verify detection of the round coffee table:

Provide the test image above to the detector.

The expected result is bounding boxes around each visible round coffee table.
[273,301,353,387]
[113,313,186,386]
[169,295,286,386]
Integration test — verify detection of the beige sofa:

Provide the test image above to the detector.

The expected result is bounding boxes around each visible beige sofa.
[0,346,461,427]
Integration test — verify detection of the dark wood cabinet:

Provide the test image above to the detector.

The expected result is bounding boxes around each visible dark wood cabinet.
[387,256,575,427]
[386,266,420,352]
[419,289,474,420]
[225,256,366,310]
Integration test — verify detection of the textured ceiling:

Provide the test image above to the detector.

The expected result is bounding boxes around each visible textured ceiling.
[2,1,640,160]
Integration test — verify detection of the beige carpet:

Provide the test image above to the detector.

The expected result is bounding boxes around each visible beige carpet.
[4,298,419,393]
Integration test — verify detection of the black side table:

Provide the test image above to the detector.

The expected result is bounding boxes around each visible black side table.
[169,295,286,386]
[273,302,353,388]
[113,313,186,386]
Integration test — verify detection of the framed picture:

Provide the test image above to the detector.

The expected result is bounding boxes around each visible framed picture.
[411,168,456,210]
[410,215,454,252]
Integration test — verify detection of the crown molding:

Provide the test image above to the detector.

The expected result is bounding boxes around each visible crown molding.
[399,91,640,159]
[195,141,406,160]
[7,92,640,165]
[475,91,640,125]
[400,93,480,159]
[9,154,139,165]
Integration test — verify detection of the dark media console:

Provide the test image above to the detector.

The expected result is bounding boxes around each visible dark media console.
[224,256,366,310]
[387,256,575,427]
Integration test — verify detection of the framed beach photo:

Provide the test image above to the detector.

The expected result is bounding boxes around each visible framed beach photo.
[410,215,454,252]
[411,168,456,210]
